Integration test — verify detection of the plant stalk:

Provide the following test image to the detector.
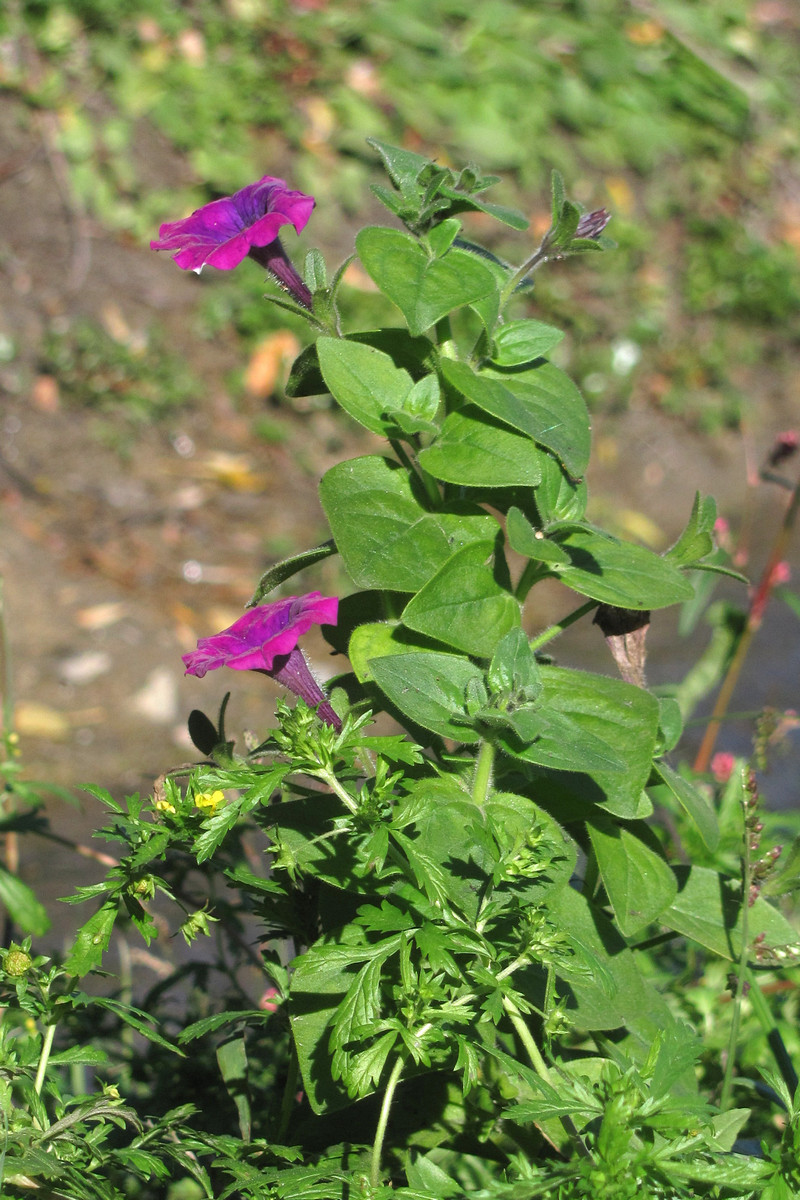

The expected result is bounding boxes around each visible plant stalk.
[472,740,495,808]
[694,472,800,773]
[370,1055,404,1188]
[529,600,599,653]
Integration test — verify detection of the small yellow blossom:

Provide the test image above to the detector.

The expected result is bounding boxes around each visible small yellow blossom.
[155,798,176,813]
[194,789,225,815]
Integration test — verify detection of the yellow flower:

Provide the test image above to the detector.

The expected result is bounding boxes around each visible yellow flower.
[155,798,176,813]
[194,789,224,815]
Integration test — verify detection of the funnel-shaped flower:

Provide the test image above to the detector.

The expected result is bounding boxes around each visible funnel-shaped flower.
[575,208,611,240]
[183,593,340,729]
[151,176,315,307]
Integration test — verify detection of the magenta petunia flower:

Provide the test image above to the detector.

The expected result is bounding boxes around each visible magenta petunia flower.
[151,175,315,308]
[183,593,340,729]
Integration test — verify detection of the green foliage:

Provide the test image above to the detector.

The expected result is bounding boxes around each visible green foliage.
[39,318,198,424]
[3,0,799,428]
[2,144,800,1198]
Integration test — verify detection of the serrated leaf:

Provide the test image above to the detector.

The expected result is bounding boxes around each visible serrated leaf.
[63,901,118,975]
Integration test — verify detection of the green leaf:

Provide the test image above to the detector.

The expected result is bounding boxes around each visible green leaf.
[427,217,461,256]
[290,928,403,1113]
[497,708,627,775]
[442,359,591,477]
[367,137,433,191]
[216,1037,250,1142]
[490,319,565,365]
[286,329,436,398]
[401,541,520,657]
[550,169,566,226]
[356,227,497,335]
[533,451,588,523]
[341,1030,398,1099]
[0,868,49,936]
[369,652,483,741]
[247,541,336,607]
[439,186,529,230]
[518,521,694,609]
[587,818,678,936]
[507,506,571,565]
[63,901,118,975]
[419,407,544,488]
[488,628,542,696]
[663,865,800,962]
[349,620,414,683]
[666,491,717,566]
[651,760,720,851]
[510,666,661,818]
[546,885,678,1047]
[317,337,414,435]
[320,455,498,591]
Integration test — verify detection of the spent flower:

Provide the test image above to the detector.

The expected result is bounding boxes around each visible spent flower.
[151,175,315,307]
[183,593,340,729]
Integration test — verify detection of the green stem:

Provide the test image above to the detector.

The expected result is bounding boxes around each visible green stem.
[472,741,495,808]
[744,968,799,1096]
[528,600,599,653]
[434,316,457,359]
[720,774,751,1112]
[317,768,359,815]
[276,1043,300,1141]
[34,1021,57,1098]
[503,997,593,1160]
[503,998,552,1083]
[499,240,552,311]
[370,1055,404,1189]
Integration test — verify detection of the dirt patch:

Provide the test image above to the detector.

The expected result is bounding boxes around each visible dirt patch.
[1,94,797,830]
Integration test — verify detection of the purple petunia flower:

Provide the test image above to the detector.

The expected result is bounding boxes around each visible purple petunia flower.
[183,593,340,729]
[574,208,611,240]
[151,176,315,308]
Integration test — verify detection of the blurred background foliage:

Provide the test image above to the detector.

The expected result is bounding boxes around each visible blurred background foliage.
[2,0,799,431]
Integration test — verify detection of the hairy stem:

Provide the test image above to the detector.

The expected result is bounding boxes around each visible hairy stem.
[529,600,599,653]
[370,1055,405,1188]
[34,1022,57,1099]
[503,997,592,1160]
[472,740,495,808]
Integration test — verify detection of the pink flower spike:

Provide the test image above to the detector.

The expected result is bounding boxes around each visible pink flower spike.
[183,593,340,729]
[151,175,315,306]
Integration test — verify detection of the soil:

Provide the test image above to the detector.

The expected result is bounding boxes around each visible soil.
[1,95,798,918]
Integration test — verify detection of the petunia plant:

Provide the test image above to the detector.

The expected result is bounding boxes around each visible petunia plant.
[10,142,800,1199]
